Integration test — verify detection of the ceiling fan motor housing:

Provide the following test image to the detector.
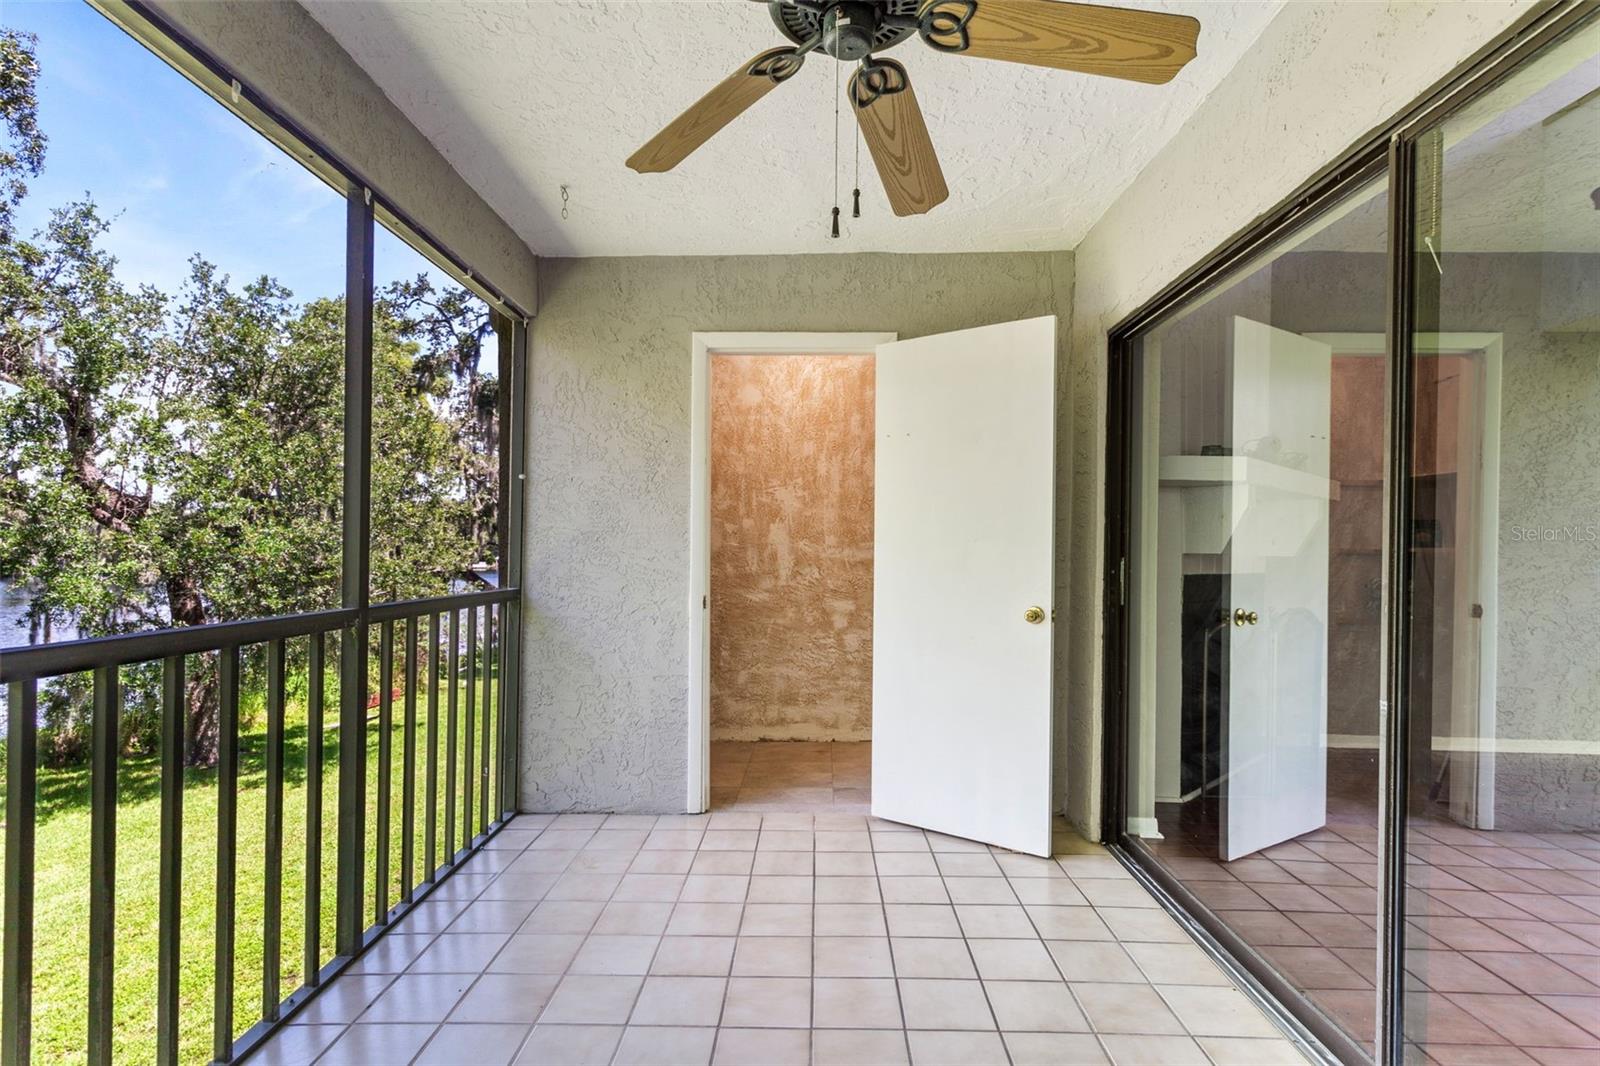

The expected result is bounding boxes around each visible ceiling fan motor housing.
[823,2,879,61]
[769,2,921,59]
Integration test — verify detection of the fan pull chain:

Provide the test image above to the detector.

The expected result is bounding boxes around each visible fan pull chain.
[853,106,862,219]
[831,59,841,238]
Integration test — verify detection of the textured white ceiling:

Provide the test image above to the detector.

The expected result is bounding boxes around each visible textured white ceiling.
[304,0,1284,257]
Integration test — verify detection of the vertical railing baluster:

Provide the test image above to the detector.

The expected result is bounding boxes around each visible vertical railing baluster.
[156,658,183,1066]
[402,617,418,900]
[376,621,393,921]
[463,606,477,846]
[480,605,494,834]
[214,647,240,1062]
[492,602,505,821]
[304,634,324,985]
[336,619,368,958]
[263,639,286,1020]
[3,679,38,1066]
[445,609,459,862]
[494,604,502,819]
[87,667,118,1066]
[425,613,440,878]
[501,597,520,821]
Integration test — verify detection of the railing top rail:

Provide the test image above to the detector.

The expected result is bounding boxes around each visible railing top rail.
[0,586,517,683]
[366,586,515,624]
[0,608,356,684]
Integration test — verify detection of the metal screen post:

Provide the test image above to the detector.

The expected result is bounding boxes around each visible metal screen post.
[336,188,375,957]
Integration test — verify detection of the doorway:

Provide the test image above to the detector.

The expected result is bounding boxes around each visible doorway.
[688,321,1060,854]
[708,348,878,812]
[687,333,896,813]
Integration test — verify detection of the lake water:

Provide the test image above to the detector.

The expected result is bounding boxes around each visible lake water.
[0,579,82,736]
[0,578,80,648]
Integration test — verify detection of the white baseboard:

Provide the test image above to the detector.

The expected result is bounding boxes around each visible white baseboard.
[1328,733,1600,755]
[1127,816,1164,840]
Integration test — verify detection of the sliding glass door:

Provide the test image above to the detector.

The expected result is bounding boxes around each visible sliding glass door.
[1108,8,1598,1063]
[1401,21,1600,1063]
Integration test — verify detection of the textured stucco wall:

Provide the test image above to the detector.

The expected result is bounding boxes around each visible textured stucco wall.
[522,252,1073,813]
[144,0,538,314]
[1271,251,1599,762]
[1063,0,1534,838]
[710,354,875,744]
[1437,257,1598,830]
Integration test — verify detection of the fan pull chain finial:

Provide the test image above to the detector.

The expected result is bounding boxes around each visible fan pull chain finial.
[853,101,861,219]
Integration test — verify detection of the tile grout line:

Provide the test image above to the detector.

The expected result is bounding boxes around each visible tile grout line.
[868,817,914,1065]
[950,842,1014,1063]
[1012,858,1119,1066]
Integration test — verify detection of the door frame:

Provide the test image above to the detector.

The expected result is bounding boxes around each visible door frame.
[686,332,896,813]
[1307,331,1504,829]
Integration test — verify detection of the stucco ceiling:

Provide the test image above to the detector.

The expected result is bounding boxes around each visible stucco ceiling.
[304,0,1283,258]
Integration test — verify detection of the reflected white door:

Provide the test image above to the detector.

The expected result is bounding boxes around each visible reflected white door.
[1222,317,1332,861]
[871,316,1056,857]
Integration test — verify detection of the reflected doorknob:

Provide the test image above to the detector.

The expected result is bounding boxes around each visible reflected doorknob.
[1233,607,1259,627]
[1024,606,1046,625]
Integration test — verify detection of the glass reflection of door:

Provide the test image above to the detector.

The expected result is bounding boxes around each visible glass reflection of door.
[1131,316,1333,861]
[1221,318,1332,860]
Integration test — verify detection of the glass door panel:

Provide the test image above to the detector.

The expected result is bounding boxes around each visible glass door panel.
[1123,172,1390,1056]
[1403,17,1600,1062]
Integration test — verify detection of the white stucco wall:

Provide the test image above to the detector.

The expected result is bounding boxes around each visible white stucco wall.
[1061,0,1537,837]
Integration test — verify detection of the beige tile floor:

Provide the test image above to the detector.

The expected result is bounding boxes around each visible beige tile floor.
[253,747,1311,1065]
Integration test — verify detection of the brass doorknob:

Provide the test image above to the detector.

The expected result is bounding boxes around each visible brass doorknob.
[1233,607,1259,627]
[1024,606,1046,625]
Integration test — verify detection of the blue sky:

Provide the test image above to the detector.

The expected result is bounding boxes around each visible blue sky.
[6,0,439,300]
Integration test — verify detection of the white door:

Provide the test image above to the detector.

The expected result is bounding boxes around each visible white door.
[1221,317,1332,861]
[871,316,1056,857]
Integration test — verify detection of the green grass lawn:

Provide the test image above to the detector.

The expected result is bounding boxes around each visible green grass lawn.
[1,659,500,1065]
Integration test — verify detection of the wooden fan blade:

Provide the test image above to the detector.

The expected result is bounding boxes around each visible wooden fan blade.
[849,61,949,217]
[923,0,1199,84]
[626,48,805,173]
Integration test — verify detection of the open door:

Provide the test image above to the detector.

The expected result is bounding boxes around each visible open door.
[871,316,1056,856]
[1220,317,1332,860]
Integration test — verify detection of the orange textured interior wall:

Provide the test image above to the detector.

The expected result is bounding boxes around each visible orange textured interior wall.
[709,353,874,741]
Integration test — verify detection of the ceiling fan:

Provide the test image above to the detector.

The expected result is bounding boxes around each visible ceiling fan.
[626,0,1200,217]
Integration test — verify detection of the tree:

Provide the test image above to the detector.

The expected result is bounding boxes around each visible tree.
[0,28,47,242]
[1,212,490,760]
[382,276,501,564]
[0,32,498,761]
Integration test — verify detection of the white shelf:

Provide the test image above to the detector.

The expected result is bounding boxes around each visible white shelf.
[1158,455,1338,500]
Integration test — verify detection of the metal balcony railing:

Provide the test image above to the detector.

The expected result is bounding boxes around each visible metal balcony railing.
[0,585,521,1064]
